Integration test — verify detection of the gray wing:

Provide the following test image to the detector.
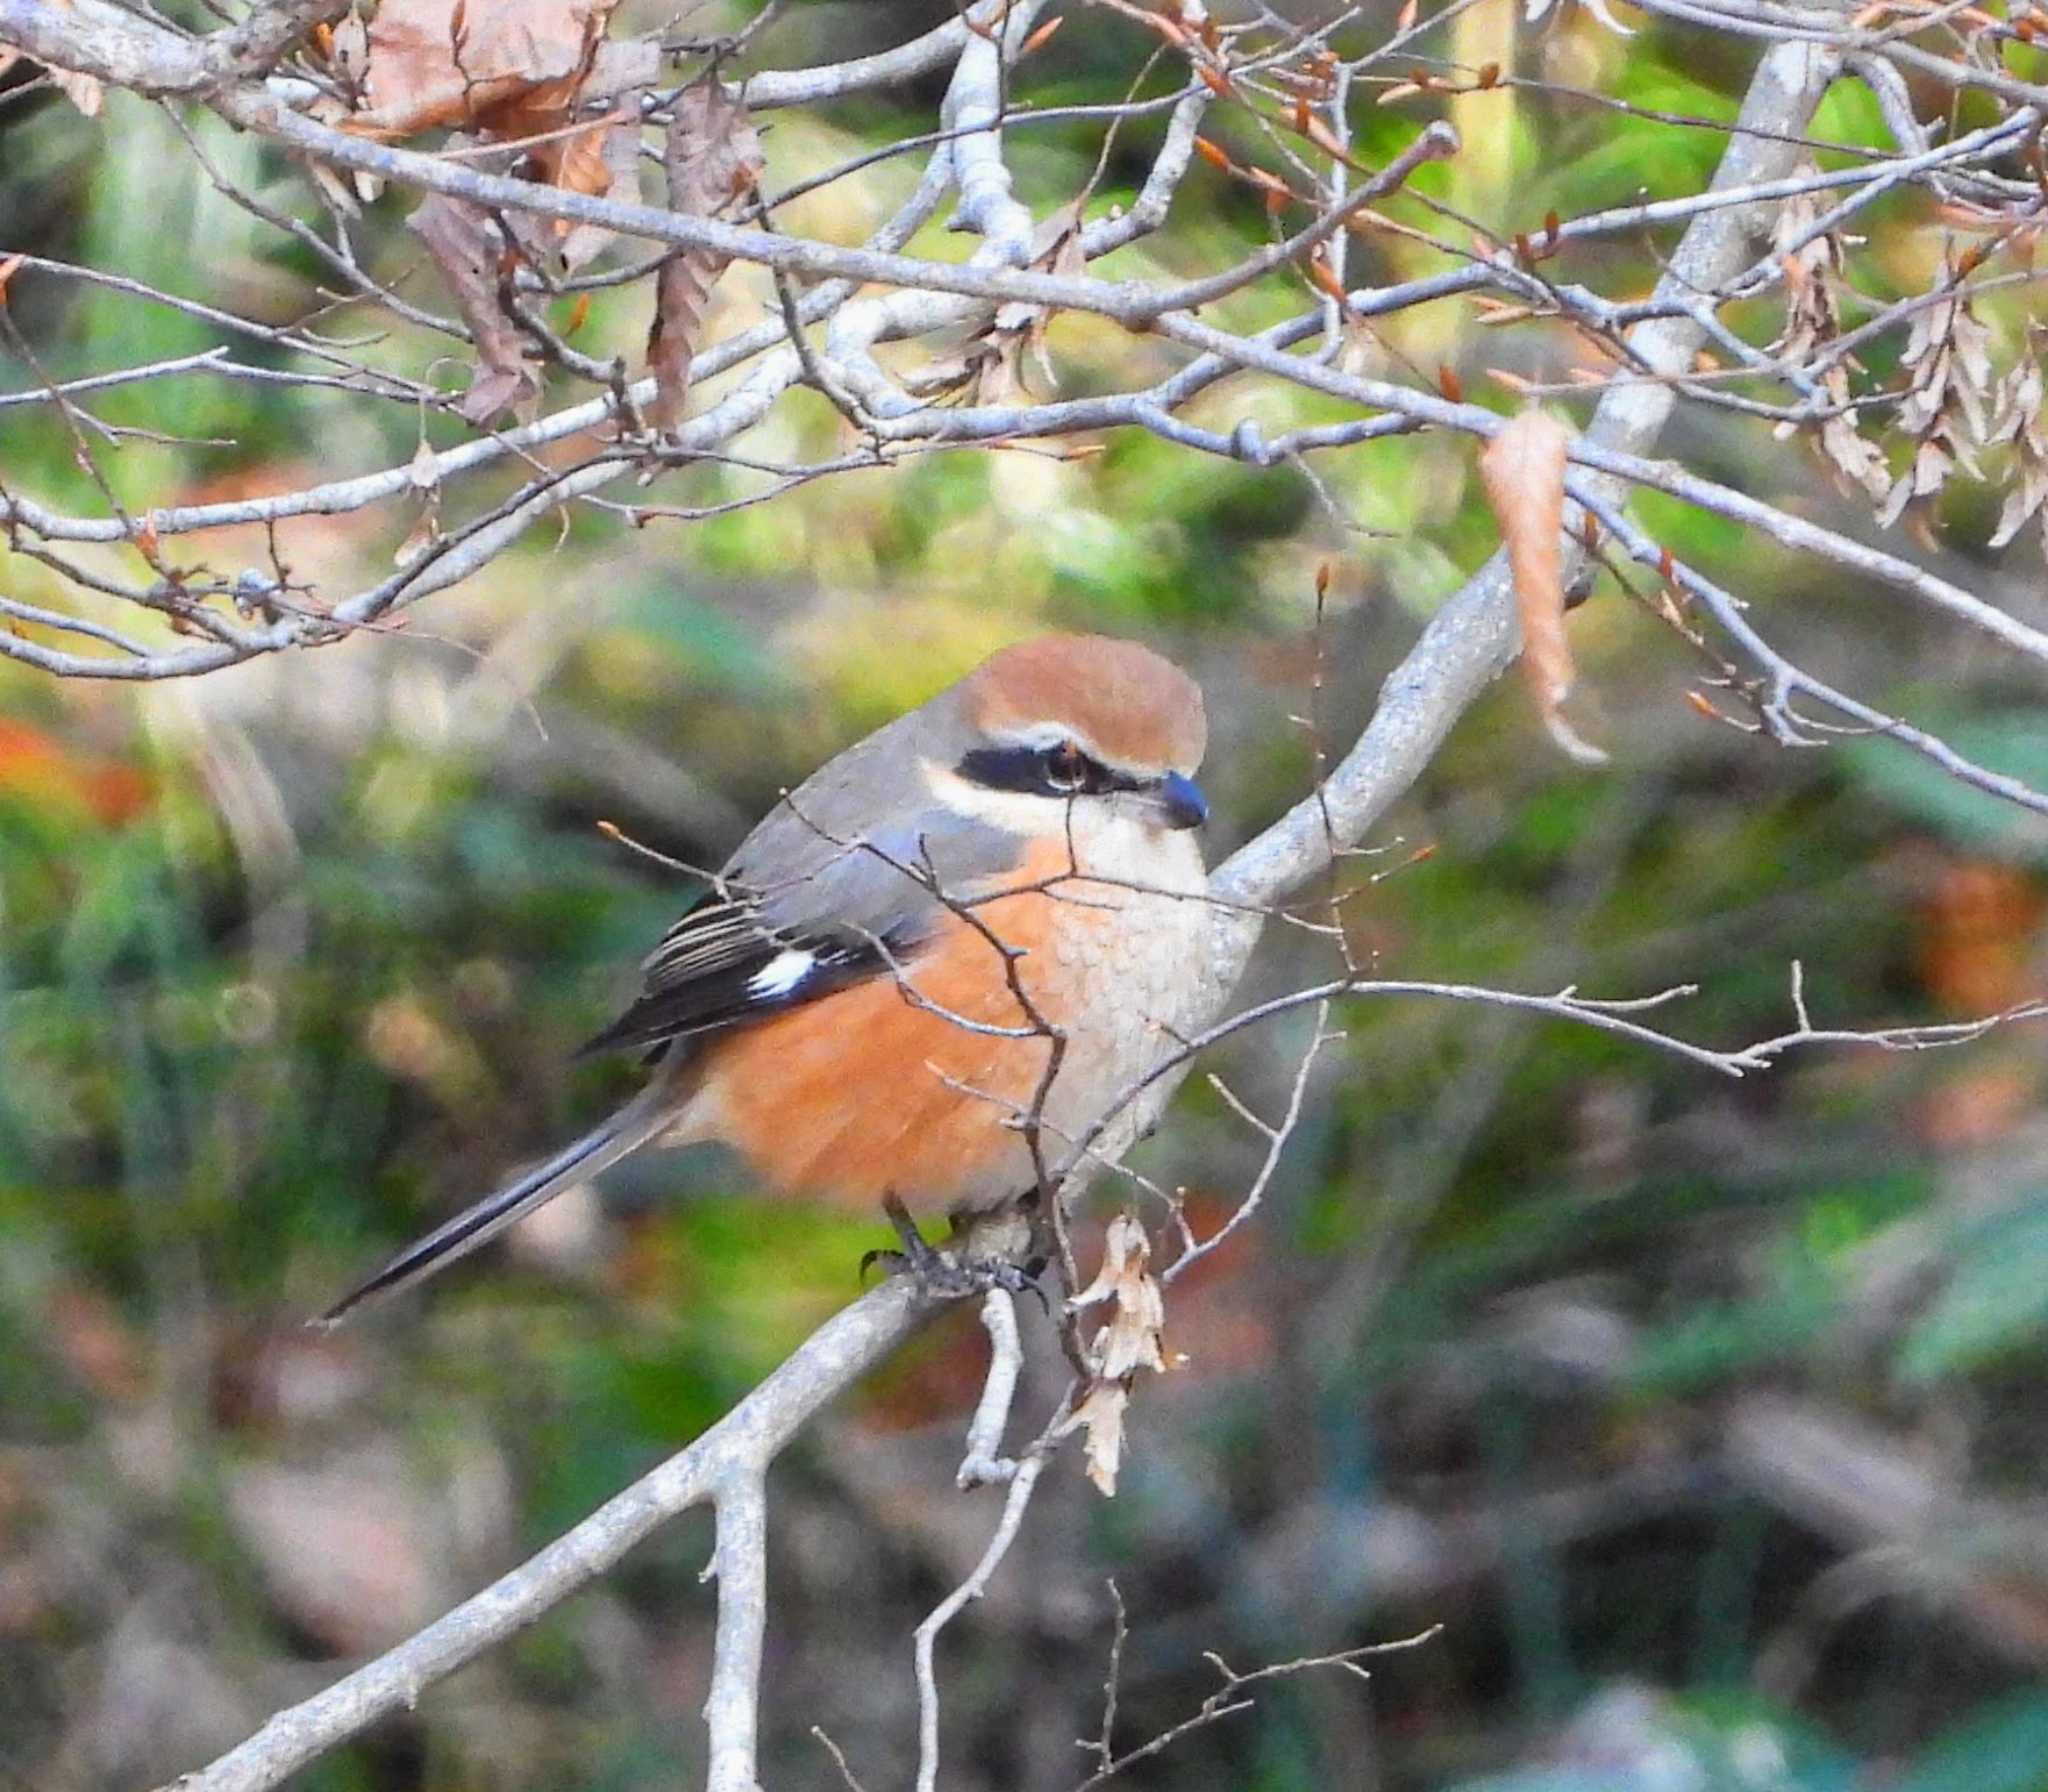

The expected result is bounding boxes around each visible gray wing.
[581,726,1021,1056]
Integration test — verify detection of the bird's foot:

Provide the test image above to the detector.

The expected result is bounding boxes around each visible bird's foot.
[864,1194,1046,1307]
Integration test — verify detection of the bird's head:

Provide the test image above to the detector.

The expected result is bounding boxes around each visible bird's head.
[934,633,1209,837]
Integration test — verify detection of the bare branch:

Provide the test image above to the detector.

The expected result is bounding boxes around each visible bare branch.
[162,1277,945,1792]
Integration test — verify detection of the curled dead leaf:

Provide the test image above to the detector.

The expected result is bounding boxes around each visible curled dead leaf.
[406,439,441,492]
[1060,1382,1130,1496]
[1073,1213,1169,1380]
[48,64,104,117]
[1479,408,1608,766]
[408,191,540,424]
[646,80,765,434]
[393,502,442,569]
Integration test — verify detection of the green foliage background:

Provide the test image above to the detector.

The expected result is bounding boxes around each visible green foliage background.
[3,3,2048,1789]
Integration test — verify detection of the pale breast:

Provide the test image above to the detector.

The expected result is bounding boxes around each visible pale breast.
[1027,807,1213,1185]
[675,810,1214,1217]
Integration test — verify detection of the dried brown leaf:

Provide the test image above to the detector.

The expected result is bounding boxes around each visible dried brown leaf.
[540,66,650,269]
[407,191,539,424]
[1479,408,1607,765]
[646,80,764,433]
[1912,435,1955,496]
[1304,249,1350,305]
[348,0,620,138]
[1062,1382,1130,1496]
[1988,356,2042,448]
[1820,411,1890,500]
[1988,461,2048,548]
[1073,1214,1169,1380]
[1876,468,1916,529]
[1302,112,1361,168]
[393,502,442,568]
[48,63,104,117]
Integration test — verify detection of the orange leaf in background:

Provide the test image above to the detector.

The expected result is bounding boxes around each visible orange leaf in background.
[44,1286,146,1400]
[1917,858,2047,1015]
[1915,1061,2039,1150]
[1143,9,1190,48]
[1479,407,1608,765]
[45,1285,147,1403]
[1021,15,1065,53]
[1304,250,1349,304]
[851,1303,989,1433]
[543,118,614,200]
[1148,1191,1275,1379]
[0,719,151,825]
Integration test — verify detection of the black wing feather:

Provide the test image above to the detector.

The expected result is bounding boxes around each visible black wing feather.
[580,804,1028,1059]
[576,895,889,1057]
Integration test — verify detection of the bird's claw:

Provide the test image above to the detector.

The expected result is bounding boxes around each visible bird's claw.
[863,1194,1048,1309]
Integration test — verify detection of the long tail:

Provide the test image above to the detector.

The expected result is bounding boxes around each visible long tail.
[315,1085,676,1326]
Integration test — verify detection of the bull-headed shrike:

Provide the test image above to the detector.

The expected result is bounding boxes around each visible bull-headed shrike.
[323,633,1211,1321]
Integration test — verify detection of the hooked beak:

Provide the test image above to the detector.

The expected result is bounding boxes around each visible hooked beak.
[1154,769,1209,831]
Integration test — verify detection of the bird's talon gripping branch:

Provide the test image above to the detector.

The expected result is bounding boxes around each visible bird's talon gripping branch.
[867,1193,1046,1305]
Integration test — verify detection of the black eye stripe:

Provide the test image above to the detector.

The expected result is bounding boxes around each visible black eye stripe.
[957,744,1145,798]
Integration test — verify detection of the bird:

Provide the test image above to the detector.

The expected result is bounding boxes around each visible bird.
[320,632,1213,1324]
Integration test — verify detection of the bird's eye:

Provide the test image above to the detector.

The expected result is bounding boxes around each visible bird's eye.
[1043,741,1088,792]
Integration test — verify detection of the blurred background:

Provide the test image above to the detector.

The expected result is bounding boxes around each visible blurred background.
[5,2,2048,1788]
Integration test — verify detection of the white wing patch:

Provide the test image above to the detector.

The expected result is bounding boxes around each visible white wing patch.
[747,947,816,999]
